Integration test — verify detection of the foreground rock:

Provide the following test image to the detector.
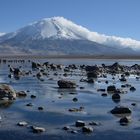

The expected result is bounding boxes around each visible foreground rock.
[17,121,28,126]
[110,106,131,114]
[0,84,16,100]
[75,120,85,127]
[119,117,131,125]
[58,80,76,88]
[82,126,93,133]
[31,126,46,133]
[107,85,116,93]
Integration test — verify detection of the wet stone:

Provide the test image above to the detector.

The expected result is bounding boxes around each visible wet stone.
[63,126,71,131]
[17,121,28,126]
[101,93,108,97]
[110,106,132,114]
[107,85,116,93]
[38,106,44,110]
[26,103,33,107]
[31,126,46,133]
[16,91,27,97]
[112,93,120,100]
[58,80,76,88]
[30,95,36,99]
[71,130,78,134]
[82,126,93,133]
[119,117,131,125]
[75,120,85,127]
[73,97,78,102]
[130,86,136,91]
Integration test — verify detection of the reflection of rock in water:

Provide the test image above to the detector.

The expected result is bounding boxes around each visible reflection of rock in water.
[0,100,13,108]
[57,88,77,95]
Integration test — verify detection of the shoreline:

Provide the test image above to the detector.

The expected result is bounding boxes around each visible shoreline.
[0,55,140,60]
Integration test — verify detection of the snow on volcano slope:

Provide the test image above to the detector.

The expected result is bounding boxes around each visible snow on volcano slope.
[0,17,140,55]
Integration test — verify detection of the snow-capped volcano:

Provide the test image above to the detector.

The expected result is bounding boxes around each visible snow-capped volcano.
[0,17,140,55]
[0,32,5,37]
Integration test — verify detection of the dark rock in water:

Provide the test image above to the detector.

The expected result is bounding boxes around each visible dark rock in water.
[107,85,116,93]
[30,95,36,99]
[131,103,136,106]
[89,121,101,126]
[82,126,93,133]
[85,66,99,72]
[75,120,85,127]
[119,77,127,82]
[121,85,126,88]
[16,91,27,97]
[26,103,33,107]
[36,72,43,79]
[130,86,136,91]
[32,62,42,69]
[119,117,131,125]
[80,86,85,89]
[101,93,108,97]
[38,106,44,110]
[58,80,76,88]
[71,130,78,134]
[87,79,94,83]
[69,107,83,112]
[131,64,140,70]
[13,68,21,76]
[63,126,70,131]
[110,106,131,114]
[112,93,120,100]
[105,81,109,84]
[73,97,78,102]
[87,71,98,79]
[125,72,130,76]
[110,62,123,71]
[31,126,45,133]
[0,84,16,100]
[97,89,106,92]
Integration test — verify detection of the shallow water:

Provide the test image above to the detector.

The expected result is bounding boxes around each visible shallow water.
[0,58,140,140]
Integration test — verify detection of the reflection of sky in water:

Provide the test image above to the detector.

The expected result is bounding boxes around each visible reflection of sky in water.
[0,59,140,139]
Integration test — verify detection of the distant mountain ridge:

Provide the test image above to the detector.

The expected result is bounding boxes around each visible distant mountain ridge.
[0,17,140,55]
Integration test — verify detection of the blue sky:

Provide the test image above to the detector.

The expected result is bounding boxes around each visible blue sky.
[0,0,140,40]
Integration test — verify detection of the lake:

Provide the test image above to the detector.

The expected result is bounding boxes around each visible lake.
[0,58,140,140]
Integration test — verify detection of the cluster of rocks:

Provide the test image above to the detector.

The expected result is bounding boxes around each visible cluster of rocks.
[63,120,100,134]
[17,121,45,134]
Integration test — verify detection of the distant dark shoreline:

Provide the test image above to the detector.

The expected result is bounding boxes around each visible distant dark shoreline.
[0,55,140,60]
